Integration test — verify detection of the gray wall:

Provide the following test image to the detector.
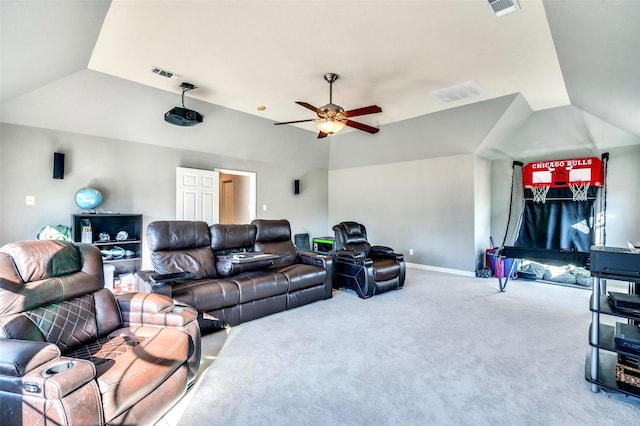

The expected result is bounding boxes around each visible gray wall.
[2,87,639,276]
[328,153,484,274]
[0,123,328,269]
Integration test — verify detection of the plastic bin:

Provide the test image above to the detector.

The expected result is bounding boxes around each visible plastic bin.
[489,257,518,279]
[103,263,115,291]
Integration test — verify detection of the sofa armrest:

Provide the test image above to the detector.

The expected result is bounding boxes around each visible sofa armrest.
[334,250,373,266]
[299,251,335,294]
[116,292,198,328]
[0,340,60,377]
[0,340,96,399]
[135,270,174,297]
[150,271,195,285]
[299,251,332,268]
[371,245,404,262]
[22,357,96,399]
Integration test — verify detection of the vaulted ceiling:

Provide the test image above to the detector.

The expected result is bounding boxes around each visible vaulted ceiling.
[1,1,639,166]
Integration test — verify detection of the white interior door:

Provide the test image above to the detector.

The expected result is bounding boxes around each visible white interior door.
[176,167,219,224]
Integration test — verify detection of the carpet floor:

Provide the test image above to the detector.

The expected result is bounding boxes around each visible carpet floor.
[168,268,640,425]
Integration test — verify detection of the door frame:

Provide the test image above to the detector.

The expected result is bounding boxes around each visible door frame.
[214,168,257,222]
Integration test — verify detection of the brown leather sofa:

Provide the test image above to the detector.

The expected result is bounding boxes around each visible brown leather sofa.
[0,240,200,425]
[332,221,406,298]
[138,219,333,331]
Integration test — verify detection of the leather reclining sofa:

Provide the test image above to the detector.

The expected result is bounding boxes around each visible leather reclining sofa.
[0,240,200,425]
[137,219,333,331]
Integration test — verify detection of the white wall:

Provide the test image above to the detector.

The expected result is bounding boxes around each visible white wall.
[0,123,328,269]
[328,153,481,273]
[474,155,491,269]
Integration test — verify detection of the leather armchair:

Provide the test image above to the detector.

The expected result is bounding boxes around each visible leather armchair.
[332,221,405,298]
[0,240,200,425]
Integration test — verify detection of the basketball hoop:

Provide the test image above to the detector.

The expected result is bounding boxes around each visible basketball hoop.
[532,185,550,204]
[569,181,589,201]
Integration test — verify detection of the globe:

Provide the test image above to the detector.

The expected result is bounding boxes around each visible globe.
[75,187,103,210]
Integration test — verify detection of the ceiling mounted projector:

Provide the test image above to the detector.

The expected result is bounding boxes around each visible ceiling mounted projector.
[165,82,203,126]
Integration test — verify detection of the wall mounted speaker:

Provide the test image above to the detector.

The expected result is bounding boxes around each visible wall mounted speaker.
[293,179,300,195]
[53,152,65,179]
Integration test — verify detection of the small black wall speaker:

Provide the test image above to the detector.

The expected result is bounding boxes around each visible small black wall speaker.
[53,152,65,179]
[293,179,300,195]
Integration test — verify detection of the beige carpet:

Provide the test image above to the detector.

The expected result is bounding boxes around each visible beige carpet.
[161,269,640,425]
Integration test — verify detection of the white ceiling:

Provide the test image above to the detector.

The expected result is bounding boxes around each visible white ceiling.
[87,0,568,133]
[1,0,639,161]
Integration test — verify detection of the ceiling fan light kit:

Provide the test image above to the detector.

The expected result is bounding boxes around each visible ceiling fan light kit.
[316,119,345,135]
[274,72,382,139]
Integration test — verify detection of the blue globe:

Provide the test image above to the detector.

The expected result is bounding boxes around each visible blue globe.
[75,187,103,210]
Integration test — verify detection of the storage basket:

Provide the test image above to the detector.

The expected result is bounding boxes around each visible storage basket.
[615,354,640,387]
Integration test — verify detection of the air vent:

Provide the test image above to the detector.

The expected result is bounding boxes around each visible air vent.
[487,0,520,17]
[151,66,182,80]
[429,80,485,104]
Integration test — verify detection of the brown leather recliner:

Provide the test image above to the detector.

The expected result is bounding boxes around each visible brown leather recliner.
[0,240,200,425]
[332,221,406,298]
[139,220,333,330]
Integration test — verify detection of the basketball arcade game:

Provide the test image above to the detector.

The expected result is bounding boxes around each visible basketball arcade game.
[495,154,608,291]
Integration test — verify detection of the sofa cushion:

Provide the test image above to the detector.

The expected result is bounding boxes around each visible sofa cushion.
[170,279,240,312]
[225,271,289,303]
[68,325,189,423]
[151,248,217,280]
[273,263,327,292]
[252,219,298,267]
[0,240,81,283]
[209,224,256,253]
[147,221,211,251]
[147,221,216,280]
[0,245,105,316]
[372,258,401,282]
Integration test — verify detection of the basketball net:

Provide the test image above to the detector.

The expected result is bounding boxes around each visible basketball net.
[532,185,550,204]
[569,181,589,201]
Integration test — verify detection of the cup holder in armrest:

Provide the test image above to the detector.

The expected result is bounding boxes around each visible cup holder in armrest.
[42,361,74,377]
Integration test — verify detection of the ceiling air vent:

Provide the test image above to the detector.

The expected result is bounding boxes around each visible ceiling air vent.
[429,80,485,104]
[151,66,182,80]
[487,0,520,17]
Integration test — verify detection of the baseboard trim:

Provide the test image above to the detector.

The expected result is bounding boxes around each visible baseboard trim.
[406,262,476,278]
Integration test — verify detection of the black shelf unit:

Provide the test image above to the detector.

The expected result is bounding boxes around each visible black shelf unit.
[587,273,640,398]
[72,213,142,275]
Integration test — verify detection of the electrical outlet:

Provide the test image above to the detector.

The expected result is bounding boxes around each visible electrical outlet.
[409,248,414,255]
[262,204,267,211]
[26,195,35,206]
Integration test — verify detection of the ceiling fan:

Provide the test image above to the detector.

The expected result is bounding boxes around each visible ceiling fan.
[274,73,382,139]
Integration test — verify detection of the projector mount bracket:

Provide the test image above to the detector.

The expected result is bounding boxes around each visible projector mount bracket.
[179,82,197,108]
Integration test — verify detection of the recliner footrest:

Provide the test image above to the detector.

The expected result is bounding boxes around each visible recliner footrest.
[150,272,195,285]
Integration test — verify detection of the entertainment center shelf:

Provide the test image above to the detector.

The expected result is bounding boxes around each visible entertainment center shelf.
[584,271,640,398]
[71,213,142,274]
[585,351,640,397]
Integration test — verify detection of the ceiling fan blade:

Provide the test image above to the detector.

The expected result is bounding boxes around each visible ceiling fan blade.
[343,105,382,118]
[317,131,329,139]
[274,118,316,125]
[296,101,322,114]
[345,120,380,134]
